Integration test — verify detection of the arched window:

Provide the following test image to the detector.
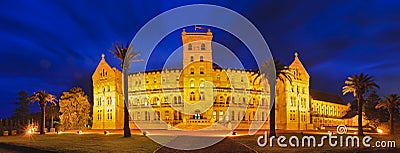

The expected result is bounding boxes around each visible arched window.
[154,111,160,120]
[199,80,205,88]
[194,109,201,119]
[242,97,246,104]
[190,56,194,62]
[232,97,235,103]
[153,97,160,105]
[200,67,204,74]
[165,111,170,120]
[200,56,204,62]
[173,96,177,104]
[200,92,204,100]
[188,43,192,50]
[190,80,195,88]
[190,92,195,101]
[190,67,194,74]
[219,96,224,103]
[201,43,205,50]
[178,96,182,104]
[217,74,220,80]
[213,111,217,120]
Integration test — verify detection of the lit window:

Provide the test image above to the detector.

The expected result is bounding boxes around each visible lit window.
[201,43,205,50]
[213,111,217,120]
[190,80,195,88]
[200,80,204,88]
[217,74,220,80]
[219,111,223,121]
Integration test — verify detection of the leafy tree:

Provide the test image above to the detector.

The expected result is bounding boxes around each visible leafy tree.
[253,59,292,136]
[376,94,400,134]
[59,87,91,130]
[29,91,57,134]
[11,91,30,129]
[109,41,142,137]
[363,91,388,127]
[342,73,379,135]
[47,103,59,128]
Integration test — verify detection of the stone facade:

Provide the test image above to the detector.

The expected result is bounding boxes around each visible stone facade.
[92,29,350,130]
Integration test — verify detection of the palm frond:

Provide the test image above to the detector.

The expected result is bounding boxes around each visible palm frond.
[108,41,142,69]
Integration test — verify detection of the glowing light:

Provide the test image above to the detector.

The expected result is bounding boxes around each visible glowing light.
[377,128,383,134]
[104,131,110,135]
[26,127,35,135]
[77,130,83,134]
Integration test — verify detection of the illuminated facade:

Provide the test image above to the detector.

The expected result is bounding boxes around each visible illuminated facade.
[92,29,350,130]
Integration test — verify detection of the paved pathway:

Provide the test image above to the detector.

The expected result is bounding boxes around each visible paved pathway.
[0,143,54,153]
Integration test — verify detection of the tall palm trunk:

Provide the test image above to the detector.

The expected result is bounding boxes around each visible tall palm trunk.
[389,109,394,134]
[40,106,46,135]
[357,95,363,136]
[269,102,276,136]
[51,116,54,128]
[123,71,131,137]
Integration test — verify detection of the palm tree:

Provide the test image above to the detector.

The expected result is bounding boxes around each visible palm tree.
[109,41,142,137]
[29,91,57,134]
[254,59,292,136]
[342,73,379,136]
[376,94,400,134]
[47,103,59,128]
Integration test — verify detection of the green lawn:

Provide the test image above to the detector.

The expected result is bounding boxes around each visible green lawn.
[0,134,160,153]
[0,133,399,152]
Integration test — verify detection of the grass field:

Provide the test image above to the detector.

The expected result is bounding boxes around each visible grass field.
[0,132,399,152]
[0,133,160,153]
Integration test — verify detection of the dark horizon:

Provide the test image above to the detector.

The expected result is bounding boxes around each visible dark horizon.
[1,1,400,118]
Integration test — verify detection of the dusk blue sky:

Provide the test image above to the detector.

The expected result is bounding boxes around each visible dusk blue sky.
[1,1,400,118]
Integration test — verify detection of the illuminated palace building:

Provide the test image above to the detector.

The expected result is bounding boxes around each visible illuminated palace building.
[92,29,353,131]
